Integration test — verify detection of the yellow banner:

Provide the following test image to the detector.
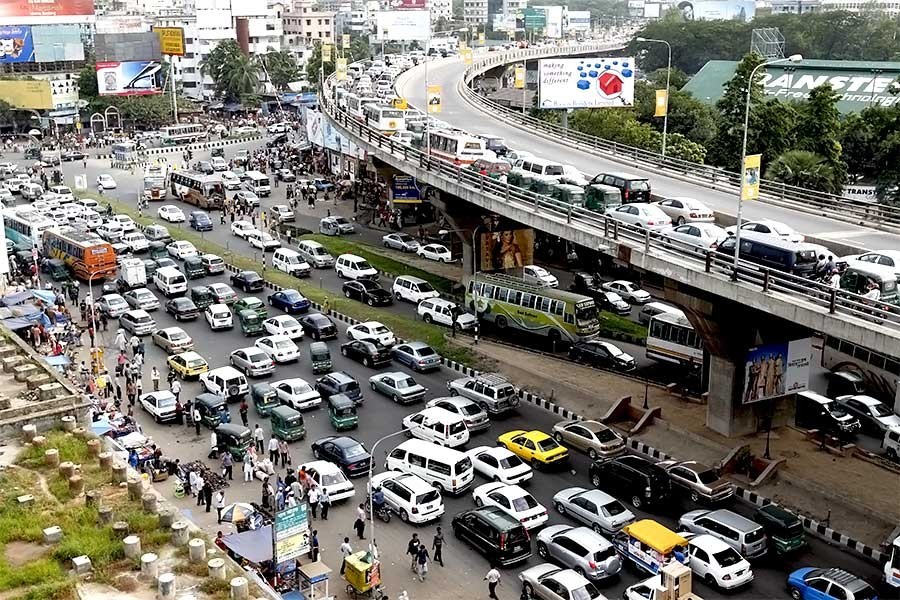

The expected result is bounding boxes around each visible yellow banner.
[514,65,525,89]
[335,57,348,80]
[342,33,350,47]
[654,89,668,117]
[741,154,762,201]
[427,84,442,113]
[458,40,467,52]
[0,80,52,110]
[322,44,333,61]
[153,26,185,56]
[462,49,473,65]
[392,97,408,109]
[478,32,485,44]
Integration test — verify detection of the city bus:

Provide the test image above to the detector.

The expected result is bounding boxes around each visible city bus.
[645,311,703,368]
[42,228,116,281]
[363,104,406,136]
[346,94,379,120]
[3,208,58,247]
[161,124,208,145]
[465,272,599,344]
[143,164,168,201]
[169,171,225,210]
[822,335,899,404]
[427,130,488,165]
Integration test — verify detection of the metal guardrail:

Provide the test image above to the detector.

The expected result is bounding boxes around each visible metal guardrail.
[321,80,900,338]
[456,47,900,231]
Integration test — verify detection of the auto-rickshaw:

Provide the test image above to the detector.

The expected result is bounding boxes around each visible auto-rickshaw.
[210,147,225,158]
[344,550,384,600]
[191,286,215,309]
[529,178,556,196]
[549,183,586,206]
[43,258,70,281]
[328,393,358,431]
[194,393,232,428]
[269,405,306,441]
[612,519,689,576]
[143,259,158,279]
[753,504,806,557]
[584,183,622,214]
[250,382,280,417]
[309,341,332,374]
[237,309,264,336]
[184,256,206,280]
[214,423,252,460]
[149,241,168,260]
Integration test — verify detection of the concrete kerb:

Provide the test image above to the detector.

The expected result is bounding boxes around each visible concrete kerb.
[94,136,263,161]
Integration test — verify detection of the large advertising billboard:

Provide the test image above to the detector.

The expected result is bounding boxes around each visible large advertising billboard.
[375,11,431,41]
[567,11,591,31]
[478,229,534,272]
[0,80,53,109]
[0,0,94,18]
[96,32,161,63]
[96,61,162,96]
[0,26,34,63]
[33,25,84,62]
[389,0,426,8]
[676,0,755,21]
[742,338,812,404]
[539,57,635,109]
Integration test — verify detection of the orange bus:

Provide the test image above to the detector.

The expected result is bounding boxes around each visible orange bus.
[43,228,117,281]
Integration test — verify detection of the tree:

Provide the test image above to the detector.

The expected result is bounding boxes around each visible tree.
[767,150,841,193]
[794,83,847,189]
[707,53,766,171]
[305,43,334,84]
[633,80,717,147]
[77,61,99,98]
[258,50,301,90]
[201,40,259,104]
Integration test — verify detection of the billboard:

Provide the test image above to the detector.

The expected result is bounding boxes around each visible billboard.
[478,229,534,272]
[676,0,755,21]
[153,27,185,56]
[392,175,420,203]
[96,32,161,63]
[96,61,162,96]
[567,11,591,31]
[0,0,94,18]
[33,25,84,62]
[742,338,812,404]
[375,11,431,41]
[96,16,148,34]
[388,0,426,8]
[539,57,635,109]
[0,26,34,63]
[516,7,545,31]
[0,80,52,109]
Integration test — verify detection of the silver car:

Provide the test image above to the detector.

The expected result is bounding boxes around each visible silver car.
[535,525,622,582]
[551,420,625,460]
[123,287,160,311]
[658,460,735,504]
[97,293,129,317]
[426,396,490,432]
[519,564,607,600]
[552,487,635,535]
[119,309,156,336]
[368,371,427,404]
[152,326,194,354]
[229,346,276,377]
[390,341,441,372]
[382,232,420,252]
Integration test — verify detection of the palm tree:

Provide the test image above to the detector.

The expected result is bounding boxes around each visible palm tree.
[766,150,840,194]
[201,40,259,105]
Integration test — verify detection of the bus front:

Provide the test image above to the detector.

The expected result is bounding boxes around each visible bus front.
[574,298,600,339]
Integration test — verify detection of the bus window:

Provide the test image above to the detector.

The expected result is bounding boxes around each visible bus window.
[509,290,521,305]
[539,297,551,313]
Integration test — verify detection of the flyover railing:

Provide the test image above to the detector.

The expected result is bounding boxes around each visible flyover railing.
[320,89,900,336]
[457,47,900,230]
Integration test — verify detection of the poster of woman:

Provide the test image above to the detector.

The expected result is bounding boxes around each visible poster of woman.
[478,229,534,272]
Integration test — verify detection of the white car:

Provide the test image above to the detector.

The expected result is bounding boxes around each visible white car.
[247,231,281,251]
[271,204,294,222]
[661,223,728,250]
[263,315,304,340]
[255,335,299,363]
[299,460,354,501]
[417,298,476,331]
[121,232,150,253]
[124,287,160,311]
[370,471,445,524]
[601,280,651,304]
[416,243,452,263]
[96,174,117,189]
[220,171,242,190]
[725,219,804,243]
[230,220,256,239]
[97,221,123,242]
[273,378,322,410]
[551,487,635,535]
[205,303,233,330]
[523,265,559,287]
[49,185,74,203]
[839,250,900,277]
[608,203,672,231]
[167,240,198,260]
[80,209,103,230]
[402,407,470,448]
[98,293,129,318]
[346,321,395,346]
[654,197,715,224]
[112,214,136,232]
[211,157,228,172]
[684,533,754,590]
[473,482,548,530]
[157,205,185,222]
[466,445,533,485]
[139,390,178,423]
[0,187,13,204]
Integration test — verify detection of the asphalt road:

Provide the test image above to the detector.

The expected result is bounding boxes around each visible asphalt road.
[395,57,900,253]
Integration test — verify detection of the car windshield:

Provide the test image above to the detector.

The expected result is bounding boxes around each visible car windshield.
[571,583,603,600]
[536,438,560,452]
[601,500,628,517]
[449,422,466,435]
[626,179,650,191]
[713,547,743,567]
[511,494,538,511]
[854,585,878,600]
[335,217,350,225]
[247,352,267,362]
[417,281,436,292]
[356,260,373,270]
[499,454,524,469]
[170,331,187,341]
[186,358,205,368]
[344,444,367,458]
[283,291,301,303]
[397,233,414,242]
[460,403,482,416]
[373,325,389,334]
[593,428,618,443]
[602,343,624,357]
[697,470,719,484]
[454,457,472,473]
[157,396,176,407]
[869,402,892,417]
[606,292,624,303]
[281,317,300,327]
[395,378,417,389]
[293,381,312,393]
[320,472,345,486]
[134,315,152,324]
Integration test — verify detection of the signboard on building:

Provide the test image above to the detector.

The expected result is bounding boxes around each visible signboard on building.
[538,57,635,109]
[478,229,534,272]
[517,7,546,31]
[273,504,310,563]
[676,0,755,22]
[96,16,148,34]
[742,338,811,404]
[96,61,163,96]
[843,184,878,203]
[567,11,591,31]
[375,10,431,41]
[33,25,84,62]
[389,0,426,8]
[96,32,161,62]
[0,80,53,109]
[0,0,94,18]
[153,27,185,56]
[0,26,34,63]
[392,175,420,202]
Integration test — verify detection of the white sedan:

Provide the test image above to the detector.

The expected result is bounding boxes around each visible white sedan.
[273,378,322,411]
[725,219,804,243]
[255,335,299,363]
[382,232,420,252]
[139,390,178,423]
[601,280,651,304]
[661,223,728,250]
[263,315,304,340]
[466,446,533,485]
[684,533,754,590]
[230,220,257,239]
[220,171,242,190]
[167,240,198,260]
[523,265,558,287]
[299,460,354,500]
[112,214,137,232]
[346,321,395,346]
[247,231,281,251]
[204,304,233,330]
[416,243,453,263]
[157,205,185,223]
[473,482,548,530]
[96,174,117,189]
[654,197,715,224]
[608,203,671,231]
[98,293,129,318]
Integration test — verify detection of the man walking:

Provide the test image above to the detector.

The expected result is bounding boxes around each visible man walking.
[406,534,420,571]
[215,490,226,523]
[319,487,331,520]
[243,455,254,482]
[416,543,429,582]
[239,400,249,427]
[432,526,444,567]
[202,480,213,513]
[308,484,320,519]
[309,530,320,562]
[193,406,201,436]
[339,537,353,575]
[268,436,279,463]
[484,566,501,599]
[354,503,366,539]
[221,451,234,480]
[254,424,265,453]
[170,379,182,403]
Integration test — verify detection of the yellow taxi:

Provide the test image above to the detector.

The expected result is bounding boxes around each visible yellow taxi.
[167,351,209,380]
[497,429,569,469]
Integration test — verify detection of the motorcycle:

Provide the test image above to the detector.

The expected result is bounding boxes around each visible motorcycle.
[365,495,391,523]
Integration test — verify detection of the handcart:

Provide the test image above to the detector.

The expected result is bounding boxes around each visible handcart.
[344,550,384,599]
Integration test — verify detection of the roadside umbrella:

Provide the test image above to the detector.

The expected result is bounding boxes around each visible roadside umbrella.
[220,502,256,523]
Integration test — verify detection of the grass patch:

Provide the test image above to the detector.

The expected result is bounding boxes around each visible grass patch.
[10,579,76,600]
[599,311,648,343]
[199,577,231,596]
[16,431,92,469]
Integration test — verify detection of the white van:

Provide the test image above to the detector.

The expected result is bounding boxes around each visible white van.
[153,266,188,297]
[402,407,470,448]
[244,170,271,197]
[392,275,439,304]
[515,157,586,186]
[272,248,311,278]
[297,240,335,268]
[77,198,99,212]
[335,253,378,280]
[385,438,474,495]
[638,302,683,325]
[200,366,249,401]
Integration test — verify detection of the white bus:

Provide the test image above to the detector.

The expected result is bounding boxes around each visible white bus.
[646,311,703,368]
[346,94,379,120]
[161,124,208,145]
[363,104,406,136]
[427,130,488,165]
[822,335,899,403]
[169,171,225,210]
[3,208,58,247]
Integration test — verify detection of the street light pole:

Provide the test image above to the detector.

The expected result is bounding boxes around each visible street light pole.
[367,429,408,555]
[636,37,671,157]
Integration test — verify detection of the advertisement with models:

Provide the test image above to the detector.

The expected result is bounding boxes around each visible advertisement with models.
[742,338,812,404]
[539,57,635,109]
[0,26,34,63]
[478,229,534,272]
[0,0,94,17]
[96,60,162,96]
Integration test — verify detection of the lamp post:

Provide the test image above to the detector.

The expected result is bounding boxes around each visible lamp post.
[438,224,481,325]
[367,429,409,554]
[636,37,671,157]
[732,54,803,279]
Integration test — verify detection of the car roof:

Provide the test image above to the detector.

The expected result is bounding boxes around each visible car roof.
[552,569,592,590]
[124,309,150,317]
[563,526,613,549]
[688,533,733,553]
[174,351,204,361]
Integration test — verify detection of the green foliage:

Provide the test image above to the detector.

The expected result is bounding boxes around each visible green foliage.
[633,80,718,147]
[77,62,99,98]
[16,431,92,467]
[258,51,302,91]
[201,40,260,105]
[766,150,840,193]
[706,53,765,171]
[305,43,334,84]
[794,84,846,189]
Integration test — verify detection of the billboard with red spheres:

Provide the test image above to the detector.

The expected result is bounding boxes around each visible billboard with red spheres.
[0,0,95,18]
[388,0,426,8]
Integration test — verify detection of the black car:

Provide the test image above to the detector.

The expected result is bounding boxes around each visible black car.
[231,270,264,292]
[62,150,86,162]
[589,172,651,203]
[342,279,392,307]
[266,133,288,148]
[340,340,390,368]
[310,435,371,477]
[451,507,532,566]
[189,211,213,232]
[315,371,362,404]
[298,313,337,340]
[165,297,199,321]
[588,454,671,509]
[568,340,635,371]
[194,161,214,174]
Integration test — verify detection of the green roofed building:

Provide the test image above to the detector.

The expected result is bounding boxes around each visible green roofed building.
[682,59,900,113]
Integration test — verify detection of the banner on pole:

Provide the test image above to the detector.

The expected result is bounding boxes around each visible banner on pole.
[741,153,761,200]
[342,33,350,47]
[654,89,668,117]
[336,57,347,80]
[322,43,332,62]
[514,65,525,89]
[462,48,472,65]
[426,84,441,113]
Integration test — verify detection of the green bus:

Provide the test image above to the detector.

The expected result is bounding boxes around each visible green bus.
[465,272,600,344]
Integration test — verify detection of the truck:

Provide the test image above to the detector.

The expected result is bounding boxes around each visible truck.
[115,258,147,292]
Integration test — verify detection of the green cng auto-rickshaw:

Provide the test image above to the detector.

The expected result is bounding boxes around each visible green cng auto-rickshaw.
[269,405,306,441]
[194,393,231,428]
[190,286,214,309]
[328,393,358,431]
[309,341,332,374]
[549,183,586,207]
[251,382,280,417]
[184,256,206,280]
[149,241,168,260]
[214,423,252,460]
[44,258,70,281]
[238,309,264,336]
[584,183,622,214]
